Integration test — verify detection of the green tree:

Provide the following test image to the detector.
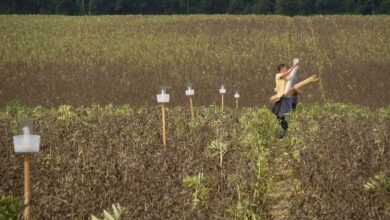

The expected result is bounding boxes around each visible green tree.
[0,0,388,15]
[56,0,81,15]
[275,0,303,15]
[315,0,344,14]
[252,0,275,14]
[377,0,390,13]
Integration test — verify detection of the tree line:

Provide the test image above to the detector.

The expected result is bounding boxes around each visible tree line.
[1,0,389,15]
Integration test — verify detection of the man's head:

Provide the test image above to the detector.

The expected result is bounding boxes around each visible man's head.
[277,63,287,72]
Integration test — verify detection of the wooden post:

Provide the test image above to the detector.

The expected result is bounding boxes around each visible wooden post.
[189,96,195,120]
[24,153,31,220]
[221,94,224,111]
[161,104,167,147]
[235,98,239,109]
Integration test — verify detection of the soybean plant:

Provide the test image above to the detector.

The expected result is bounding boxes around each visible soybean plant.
[182,173,210,209]
[207,140,228,167]
[91,203,125,220]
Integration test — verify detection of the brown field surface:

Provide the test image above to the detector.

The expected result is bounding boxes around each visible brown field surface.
[0,15,389,107]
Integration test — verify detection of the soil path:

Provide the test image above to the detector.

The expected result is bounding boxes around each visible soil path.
[267,142,294,219]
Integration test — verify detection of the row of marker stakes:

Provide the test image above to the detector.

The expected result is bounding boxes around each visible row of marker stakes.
[13,58,301,219]
[157,85,240,148]
[11,85,241,220]
[156,85,240,104]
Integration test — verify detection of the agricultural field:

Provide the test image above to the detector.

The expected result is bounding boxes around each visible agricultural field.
[0,15,390,107]
[0,15,390,220]
[0,103,389,219]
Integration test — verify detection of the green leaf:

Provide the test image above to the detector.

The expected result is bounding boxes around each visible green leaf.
[103,210,115,220]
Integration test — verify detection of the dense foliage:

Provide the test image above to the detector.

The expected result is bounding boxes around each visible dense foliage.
[1,15,389,108]
[1,0,390,15]
[0,104,278,219]
[0,196,21,220]
[0,103,389,219]
[284,104,390,219]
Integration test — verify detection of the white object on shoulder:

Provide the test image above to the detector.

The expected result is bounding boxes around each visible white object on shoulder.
[284,58,299,96]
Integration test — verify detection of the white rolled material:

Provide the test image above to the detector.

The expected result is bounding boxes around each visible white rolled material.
[284,58,299,96]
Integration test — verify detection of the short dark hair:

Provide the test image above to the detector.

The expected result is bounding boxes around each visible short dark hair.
[277,63,287,71]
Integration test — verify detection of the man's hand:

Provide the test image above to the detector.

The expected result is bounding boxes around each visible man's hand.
[293,86,302,94]
[280,64,298,78]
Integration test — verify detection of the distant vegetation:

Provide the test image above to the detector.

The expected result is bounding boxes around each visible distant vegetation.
[0,15,389,107]
[1,0,390,15]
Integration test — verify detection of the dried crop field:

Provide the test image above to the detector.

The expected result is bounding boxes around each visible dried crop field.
[0,104,389,219]
[0,15,389,107]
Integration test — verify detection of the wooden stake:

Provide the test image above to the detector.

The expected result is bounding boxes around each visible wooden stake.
[235,98,239,109]
[161,104,167,147]
[189,96,195,120]
[221,94,224,111]
[24,153,31,220]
